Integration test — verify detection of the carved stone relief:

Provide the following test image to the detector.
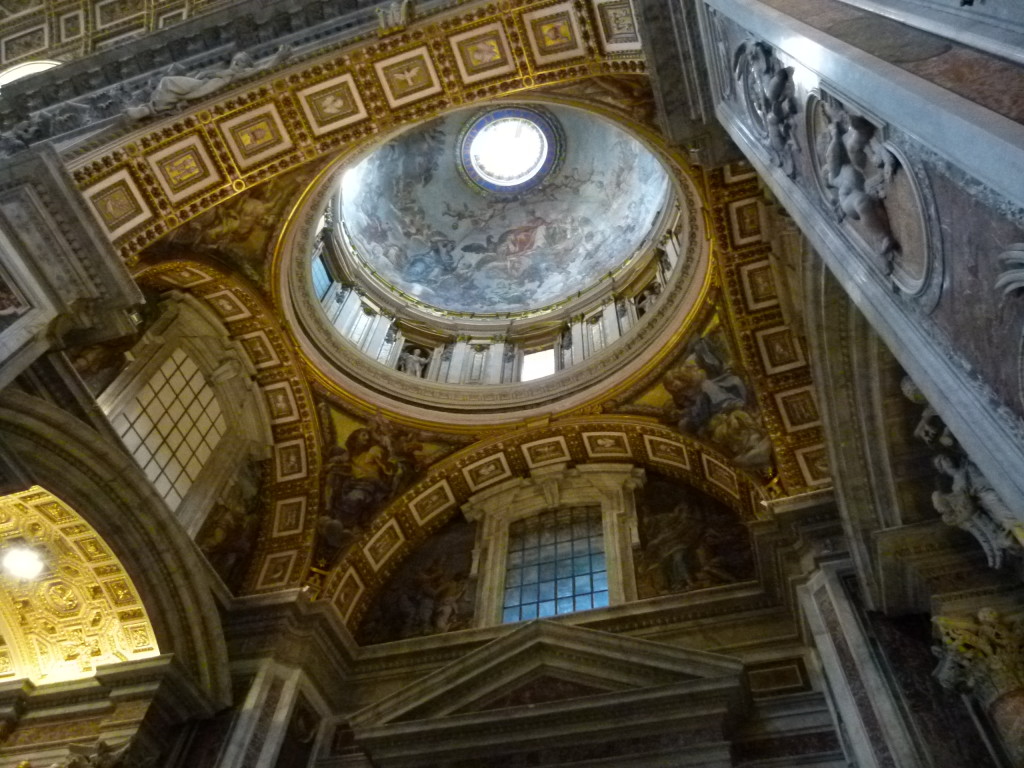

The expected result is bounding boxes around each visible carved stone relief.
[732,40,799,178]
[902,375,1022,568]
[808,95,932,293]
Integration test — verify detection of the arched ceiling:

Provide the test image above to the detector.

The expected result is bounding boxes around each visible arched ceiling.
[340,104,671,314]
[0,487,160,684]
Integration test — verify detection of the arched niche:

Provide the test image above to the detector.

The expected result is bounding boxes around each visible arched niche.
[0,390,231,707]
[0,486,161,684]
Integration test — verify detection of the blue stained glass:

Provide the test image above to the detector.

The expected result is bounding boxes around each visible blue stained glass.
[521,582,538,603]
[503,607,520,623]
[502,506,608,624]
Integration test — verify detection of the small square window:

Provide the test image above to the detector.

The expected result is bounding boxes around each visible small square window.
[520,348,555,382]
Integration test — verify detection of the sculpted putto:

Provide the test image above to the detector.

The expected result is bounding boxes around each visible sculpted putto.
[733,39,799,177]
[818,100,899,267]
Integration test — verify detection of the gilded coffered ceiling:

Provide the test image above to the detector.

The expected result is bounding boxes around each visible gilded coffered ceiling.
[0,486,159,684]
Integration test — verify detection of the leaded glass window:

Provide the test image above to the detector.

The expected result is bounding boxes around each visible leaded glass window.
[501,506,608,623]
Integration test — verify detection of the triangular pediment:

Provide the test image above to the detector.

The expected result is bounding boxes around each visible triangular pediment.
[351,620,744,727]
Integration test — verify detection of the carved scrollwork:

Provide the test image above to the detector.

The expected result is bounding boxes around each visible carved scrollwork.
[995,244,1024,298]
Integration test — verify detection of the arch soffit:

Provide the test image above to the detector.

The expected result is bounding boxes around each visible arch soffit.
[322,415,767,631]
[132,258,323,597]
[0,391,230,707]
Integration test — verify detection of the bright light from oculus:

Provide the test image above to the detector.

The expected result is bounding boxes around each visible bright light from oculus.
[469,117,548,186]
[3,547,43,580]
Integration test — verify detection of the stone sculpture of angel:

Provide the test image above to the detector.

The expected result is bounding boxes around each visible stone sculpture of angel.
[126,45,291,120]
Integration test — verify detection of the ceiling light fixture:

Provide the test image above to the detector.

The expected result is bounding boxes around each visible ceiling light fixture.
[2,546,44,580]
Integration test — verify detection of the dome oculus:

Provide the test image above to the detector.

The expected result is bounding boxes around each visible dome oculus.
[460,108,558,193]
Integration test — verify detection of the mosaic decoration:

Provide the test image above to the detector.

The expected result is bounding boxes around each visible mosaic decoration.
[374,47,442,109]
[522,2,585,65]
[321,418,764,629]
[133,260,322,595]
[298,73,368,136]
[633,473,754,597]
[521,436,571,468]
[158,164,319,287]
[592,0,641,53]
[146,133,221,204]
[218,104,294,171]
[449,21,516,84]
[340,104,669,314]
[196,459,265,591]
[86,170,151,240]
[315,402,456,566]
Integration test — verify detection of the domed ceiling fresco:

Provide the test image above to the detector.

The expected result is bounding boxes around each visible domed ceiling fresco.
[339,104,672,315]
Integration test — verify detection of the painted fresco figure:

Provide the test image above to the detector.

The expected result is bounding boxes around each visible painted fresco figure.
[665,338,748,434]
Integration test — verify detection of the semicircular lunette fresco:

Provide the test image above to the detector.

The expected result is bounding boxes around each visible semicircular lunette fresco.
[339,103,672,315]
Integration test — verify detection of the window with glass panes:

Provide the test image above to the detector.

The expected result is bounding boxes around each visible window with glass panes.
[501,506,608,623]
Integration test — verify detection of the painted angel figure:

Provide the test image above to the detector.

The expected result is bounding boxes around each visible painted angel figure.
[126,45,291,120]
